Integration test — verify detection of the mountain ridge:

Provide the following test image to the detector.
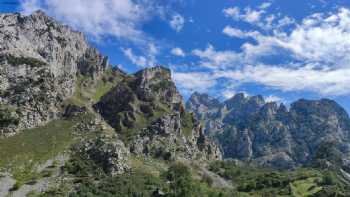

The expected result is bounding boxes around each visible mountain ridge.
[187,92,350,169]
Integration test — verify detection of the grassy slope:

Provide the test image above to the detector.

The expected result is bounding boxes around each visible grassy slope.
[0,119,77,185]
[0,69,119,186]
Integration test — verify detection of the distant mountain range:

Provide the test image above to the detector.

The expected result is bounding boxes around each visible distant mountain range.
[187,92,350,169]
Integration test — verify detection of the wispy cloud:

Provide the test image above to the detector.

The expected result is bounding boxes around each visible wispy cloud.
[20,0,154,43]
[177,8,350,97]
[223,26,260,39]
[170,14,185,32]
[121,43,158,68]
[171,47,185,57]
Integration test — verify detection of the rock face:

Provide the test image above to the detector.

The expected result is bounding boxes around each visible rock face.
[95,67,222,161]
[75,137,130,175]
[0,11,109,135]
[187,92,350,169]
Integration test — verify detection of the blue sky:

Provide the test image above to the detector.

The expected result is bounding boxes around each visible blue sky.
[2,0,350,112]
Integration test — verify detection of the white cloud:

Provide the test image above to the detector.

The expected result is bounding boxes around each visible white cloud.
[188,8,350,97]
[259,2,272,10]
[243,7,263,23]
[223,26,260,39]
[223,7,241,20]
[265,95,284,103]
[170,14,185,32]
[173,72,217,93]
[171,47,185,57]
[222,90,236,99]
[20,0,157,43]
[223,6,264,24]
[216,65,350,96]
[192,44,242,68]
[121,47,156,68]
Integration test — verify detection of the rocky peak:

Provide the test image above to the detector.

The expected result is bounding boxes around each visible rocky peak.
[95,66,222,161]
[224,93,248,110]
[187,92,221,109]
[189,92,350,169]
[0,11,110,135]
[186,92,221,120]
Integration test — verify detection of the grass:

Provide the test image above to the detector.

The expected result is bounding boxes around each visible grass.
[290,177,322,196]
[0,118,77,186]
[181,112,195,137]
[72,68,124,106]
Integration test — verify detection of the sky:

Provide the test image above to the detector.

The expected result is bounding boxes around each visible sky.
[2,0,350,112]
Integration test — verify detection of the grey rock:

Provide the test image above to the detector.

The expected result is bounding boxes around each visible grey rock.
[187,93,350,169]
[77,137,130,175]
[0,11,109,135]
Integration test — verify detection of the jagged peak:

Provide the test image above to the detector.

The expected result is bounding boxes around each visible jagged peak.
[134,66,171,79]
[30,10,49,18]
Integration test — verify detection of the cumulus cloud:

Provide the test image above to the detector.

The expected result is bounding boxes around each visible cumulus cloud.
[218,65,350,96]
[192,44,242,68]
[20,0,156,43]
[171,47,185,57]
[170,14,185,32]
[223,6,264,24]
[121,43,158,68]
[186,8,350,97]
[223,26,260,39]
[173,72,217,93]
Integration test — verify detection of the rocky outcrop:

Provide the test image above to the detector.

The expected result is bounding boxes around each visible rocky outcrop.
[130,114,222,161]
[95,67,222,161]
[75,137,130,175]
[94,66,184,132]
[0,11,109,135]
[187,93,350,169]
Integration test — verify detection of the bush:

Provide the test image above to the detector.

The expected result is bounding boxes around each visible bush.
[0,105,19,128]
[6,55,47,67]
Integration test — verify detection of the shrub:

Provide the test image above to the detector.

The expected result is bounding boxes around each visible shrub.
[6,55,47,67]
[0,105,19,128]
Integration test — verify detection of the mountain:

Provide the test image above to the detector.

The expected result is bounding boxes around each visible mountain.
[1,11,350,196]
[187,92,350,169]
[0,10,109,135]
[0,11,224,196]
[94,66,221,161]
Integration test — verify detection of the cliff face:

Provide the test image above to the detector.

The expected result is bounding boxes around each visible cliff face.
[95,67,222,161]
[0,11,109,135]
[187,92,350,169]
[0,10,221,163]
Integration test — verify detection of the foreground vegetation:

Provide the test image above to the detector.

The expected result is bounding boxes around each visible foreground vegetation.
[208,160,350,197]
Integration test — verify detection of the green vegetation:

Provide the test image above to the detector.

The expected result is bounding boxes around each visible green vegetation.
[181,112,195,137]
[150,80,173,92]
[0,118,77,187]
[64,151,234,197]
[119,103,172,143]
[0,104,19,128]
[208,161,350,196]
[69,69,123,106]
[6,55,47,67]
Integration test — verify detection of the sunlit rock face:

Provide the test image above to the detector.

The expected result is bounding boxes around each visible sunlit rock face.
[0,11,109,135]
[187,93,350,169]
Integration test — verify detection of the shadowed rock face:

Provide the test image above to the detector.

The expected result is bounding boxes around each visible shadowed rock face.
[187,93,350,169]
[0,11,109,135]
[95,67,222,161]
[94,66,184,131]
